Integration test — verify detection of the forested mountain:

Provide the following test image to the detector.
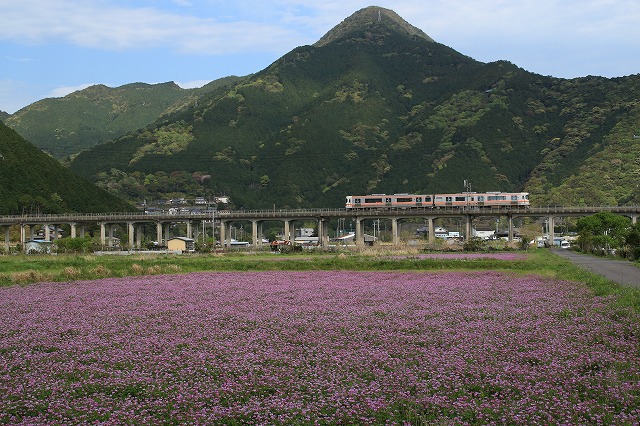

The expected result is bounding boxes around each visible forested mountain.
[3,78,240,158]
[13,6,640,209]
[0,122,133,214]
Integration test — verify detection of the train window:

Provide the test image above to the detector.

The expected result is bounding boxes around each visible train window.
[396,197,413,203]
[488,195,506,201]
[365,198,382,203]
[416,197,422,202]
[478,196,484,201]
[445,197,452,202]
[425,196,432,202]
[455,196,465,202]
[511,195,518,201]
[385,198,392,203]
[355,198,361,203]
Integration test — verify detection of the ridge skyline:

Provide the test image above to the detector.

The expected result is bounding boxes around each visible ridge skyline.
[1,1,638,114]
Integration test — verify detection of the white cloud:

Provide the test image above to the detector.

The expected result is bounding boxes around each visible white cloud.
[175,79,212,89]
[47,84,97,99]
[0,80,40,114]
[0,0,306,54]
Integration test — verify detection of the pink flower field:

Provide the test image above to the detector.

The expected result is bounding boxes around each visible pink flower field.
[390,253,528,261]
[1,271,638,425]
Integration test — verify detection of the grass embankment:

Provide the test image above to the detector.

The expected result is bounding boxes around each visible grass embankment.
[1,248,638,313]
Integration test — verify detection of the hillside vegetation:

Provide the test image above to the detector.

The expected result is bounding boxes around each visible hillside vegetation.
[4,78,240,159]
[0,122,133,214]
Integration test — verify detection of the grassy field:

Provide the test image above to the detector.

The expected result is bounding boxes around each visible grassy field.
[1,248,638,313]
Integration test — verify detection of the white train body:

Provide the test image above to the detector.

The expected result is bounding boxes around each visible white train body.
[345,192,530,209]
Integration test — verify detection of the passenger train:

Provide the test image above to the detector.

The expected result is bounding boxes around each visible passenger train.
[345,192,530,209]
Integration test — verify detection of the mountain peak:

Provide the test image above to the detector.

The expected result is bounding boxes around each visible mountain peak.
[315,6,434,47]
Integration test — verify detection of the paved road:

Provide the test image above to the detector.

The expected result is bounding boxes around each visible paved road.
[551,249,640,289]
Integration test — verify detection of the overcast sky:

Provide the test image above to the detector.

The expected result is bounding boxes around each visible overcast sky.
[1,0,639,114]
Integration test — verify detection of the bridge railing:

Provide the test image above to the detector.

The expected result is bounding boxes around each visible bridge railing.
[0,205,638,224]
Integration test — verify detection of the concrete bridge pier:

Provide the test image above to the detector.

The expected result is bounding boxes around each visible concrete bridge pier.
[548,215,555,244]
[186,220,192,239]
[70,223,85,239]
[283,219,292,243]
[427,217,435,244]
[136,224,143,248]
[251,220,264,248]
[3,226,9,252]
[318,219,329,248]
[100,222,106,246]
[156,222,163,245]
[127,222,135,249]
[219,220,225,248]
[391,218,399,246]
[355,217,364,245]
[164,223,170,244]
[465,215,474,241]
[109,225,116,247]
[220,220,232,249]
[192,223,200,243]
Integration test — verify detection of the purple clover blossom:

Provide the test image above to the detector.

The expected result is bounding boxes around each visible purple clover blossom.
[1,271,638,424]
[390,253,528,260]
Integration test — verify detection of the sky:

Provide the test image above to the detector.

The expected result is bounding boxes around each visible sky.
[1,0,639,114]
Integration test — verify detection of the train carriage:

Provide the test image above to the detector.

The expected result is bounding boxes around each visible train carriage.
[346,192,529,209]
[432,192,529,208]
[345,194,434,209]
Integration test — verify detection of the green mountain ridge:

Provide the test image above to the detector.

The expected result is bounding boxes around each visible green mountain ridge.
[315,6,434,46]
[3,78,241,158]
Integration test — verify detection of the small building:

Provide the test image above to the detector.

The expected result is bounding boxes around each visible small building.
[294,236,319,246]
[473,229,496,240]
[434,227,449,239]
[296,228,315,237]
[335,232,356,244]
[24,240,53,254]
[334,232,377,246]
[167,237,195,252]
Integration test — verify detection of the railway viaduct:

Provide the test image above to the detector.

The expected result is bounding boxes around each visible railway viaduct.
[1,206,638,251]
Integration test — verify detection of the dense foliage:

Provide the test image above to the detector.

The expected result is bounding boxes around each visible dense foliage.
[4,79,240,158]
[0,122,133,214]
[576,212,640,259]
